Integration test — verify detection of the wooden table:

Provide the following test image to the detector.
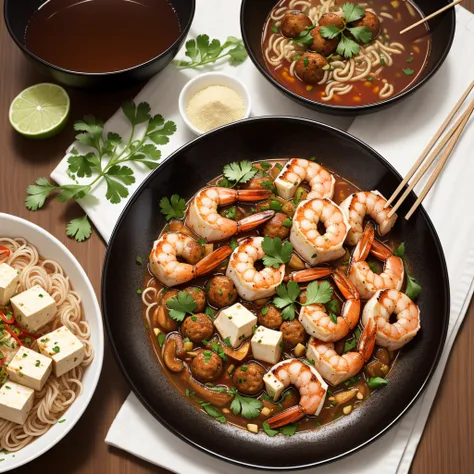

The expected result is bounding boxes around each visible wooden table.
[1,2,472,472]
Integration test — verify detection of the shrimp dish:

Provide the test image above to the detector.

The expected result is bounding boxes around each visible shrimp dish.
[141,157,422,436]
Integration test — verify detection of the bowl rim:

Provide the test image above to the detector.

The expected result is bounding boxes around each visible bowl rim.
[3,0,196,77]
[0,212,104,472]
[240,0,456,113]
[102,116,450,470]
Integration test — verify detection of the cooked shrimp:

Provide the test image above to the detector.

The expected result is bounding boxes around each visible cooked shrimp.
[340,190,397,246]
[306,317,377,386]
[290,198,349,265]
[226,236,285,301]
[362,289,420,351]
[349,222,404,300]
[264,359,328,428]
[274,158,335,200]
[149,232,232,287]
[187,187,274,242]
[294,268,361,342]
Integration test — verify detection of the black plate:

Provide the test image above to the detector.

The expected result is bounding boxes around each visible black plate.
[241,0,455,115]
[102,117,449,470]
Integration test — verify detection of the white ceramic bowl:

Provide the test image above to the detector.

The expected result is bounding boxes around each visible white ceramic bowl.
[178,72,252,135]
[0,213,103,472]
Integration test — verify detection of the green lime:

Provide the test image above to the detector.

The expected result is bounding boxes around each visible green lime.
[9,83,70,139]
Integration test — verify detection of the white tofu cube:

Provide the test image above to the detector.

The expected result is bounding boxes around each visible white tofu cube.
[251,326,283,364]
[274,162,300,200]
[38,326,85,377]
[6,346,52,391]
[10,285,57,333]
[214,303,257,348]
[0,263,19,306]
[263,371,285,401]
[0,381,34,425]
[0,330,20,364]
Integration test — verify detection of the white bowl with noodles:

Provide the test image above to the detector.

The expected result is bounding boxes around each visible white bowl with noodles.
[0,213,103,472]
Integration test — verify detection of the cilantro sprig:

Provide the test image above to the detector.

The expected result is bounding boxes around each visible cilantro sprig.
[393,242,421,300]
[229,387,263,419]
[166,291,198,322]
[320,3,373,58]
[25,101,176,242]
[262,422,298,437]
[273,281,300,321]
[159,194,186,221]
[173,35,248,69]
[220,161,258,188]
[262,236,293,269]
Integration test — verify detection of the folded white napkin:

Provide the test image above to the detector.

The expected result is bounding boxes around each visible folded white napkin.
[51,2,474,473]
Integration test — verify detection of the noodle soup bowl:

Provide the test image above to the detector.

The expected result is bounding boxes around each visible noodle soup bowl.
[0,213,104,472]
[241,0,455,115]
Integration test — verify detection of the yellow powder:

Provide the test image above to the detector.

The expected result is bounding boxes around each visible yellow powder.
[186,85,246,132]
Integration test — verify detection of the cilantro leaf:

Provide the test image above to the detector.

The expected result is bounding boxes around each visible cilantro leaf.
[104,166,135,204]
[199,401,226,423]
[342,2,366,23]
[185,38,198,62]
[131,144,162,169]
[66,215,92,242]
[302,280,333,306]
[166,291,198,322]
[367,377,388,389]
[67,152,99,178]
[56,184,91,203]
[230,238,239,251]
[223,206,237,220]
[368,261,377,273]
[262,236,293,268]
[337,34,360,58]
[25,178,57,211]
[394,242,405,258]
[348,26,372,43]
[228,43,248,65]
[344,327,361,353]
[406,274,421,300]
[122,101,151,126]
[279,423,298,436]
[273,281,300,321]
[148,120,177,145]
[159,194,186,221]
[210,341,227,361]
[223,161,258,185]
[320,25,342,39]
[230,393,263,419]
[263,422,279,437]
[292,26,316,46]
[403,68,415,76]
[326,299,340,324]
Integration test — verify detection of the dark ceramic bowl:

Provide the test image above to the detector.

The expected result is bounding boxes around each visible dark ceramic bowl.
[102,117,449,469]
[241,0,455,115]
[4,0,195,89]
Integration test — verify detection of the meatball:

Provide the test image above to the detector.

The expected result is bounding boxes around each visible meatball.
[281,10,313,38]
[295,53,328,84]
[258,304,283,330]
[154,289,179,332]
[319,12,345,30]
[351,11,381,40]
[159,288,179,306]
[262,212,291,240]
[233,363,266,395]
[183,238,205,265]
[207,276,238,308]
[281,319,307,349]
[181,314,214,343]
[191,350,223,382]
[183,287,206,312]
[309,26,339,56]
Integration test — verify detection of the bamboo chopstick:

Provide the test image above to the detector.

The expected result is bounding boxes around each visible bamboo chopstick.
[400,0,463,35]
[404,103,473,220]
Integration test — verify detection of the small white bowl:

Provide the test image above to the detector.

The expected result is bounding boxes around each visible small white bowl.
[178,72,251,135]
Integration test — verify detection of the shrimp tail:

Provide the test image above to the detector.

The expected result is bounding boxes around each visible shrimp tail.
[235,210,275,234]
[332,268,359,300]
[358,317,377,362]
[370,240,393,261]
[235,189,272,201]
[267,405,306,428]
[352,222,374,263]
[287,266,333,283]
[193,245,232,277]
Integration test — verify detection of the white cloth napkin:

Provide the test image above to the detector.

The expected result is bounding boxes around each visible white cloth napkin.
[51,2,474,473]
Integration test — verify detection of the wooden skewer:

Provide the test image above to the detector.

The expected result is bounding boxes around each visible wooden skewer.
[405,103,473,220]
[400,0,463,35]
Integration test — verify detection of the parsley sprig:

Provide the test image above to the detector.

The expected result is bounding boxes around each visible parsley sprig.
[262,236,293,269]
[393,242,421,300]
[159,194,186,221]
[218,161,258,188]
[229,387,263,419]
[166,291,197,322]
[262,422,298,437]
[173,35,248,69]
[25,101,176,242]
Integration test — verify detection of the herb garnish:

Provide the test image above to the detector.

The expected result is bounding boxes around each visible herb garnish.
[210,341,227,361]
[344,327,361,352]
[159,194,186,221]
[367,377,388,389]
[166,291,198,322]
[403,68,415,76]
[229,238,239,251]
[273,281,300,321]
[393,242,421,300]
[222,161,258,187]
[262,422,298,437]
[262,236,293,268]
[230,388,263,419]
[292,25,316,47]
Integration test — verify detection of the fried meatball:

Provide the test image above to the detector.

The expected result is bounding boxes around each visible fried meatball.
[154,289,179,332]
[319,12,345,30]
[295,53,328,84]
[281,319,307,349]
[281,10,313,38]
[191,350,223,382]
[158,288,179,306]
[183,287,206,312]
[351,11,381,40]
[207,276,238,308]
[233,363,266,395]
[257,304,283,330]
[181,314,214,343]
[262,212,291,240]
[309,26,339,56]
[183,238,205,265]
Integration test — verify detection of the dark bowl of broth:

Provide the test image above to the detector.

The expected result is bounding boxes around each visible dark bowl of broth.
[241,0,455,115]
[4,0,195,89]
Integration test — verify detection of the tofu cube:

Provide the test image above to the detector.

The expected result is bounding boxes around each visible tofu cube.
[0,263,19,306]
[10,285,57,333]
[251,326,283,364]
[214,303,257,348]
[274,162,300,200]
[38,326,85,377]
[0,381,34,425]
[263,371,285,401]
[6,346,52,391]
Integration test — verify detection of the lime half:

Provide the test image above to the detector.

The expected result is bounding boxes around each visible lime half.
[9,83,70,139]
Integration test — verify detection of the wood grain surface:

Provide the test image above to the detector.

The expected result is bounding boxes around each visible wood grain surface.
[0,2,472,472]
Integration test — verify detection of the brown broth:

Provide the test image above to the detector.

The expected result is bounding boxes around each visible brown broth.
[262,0,431,106]
[142,159,401,434]
[25,0,181,73]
